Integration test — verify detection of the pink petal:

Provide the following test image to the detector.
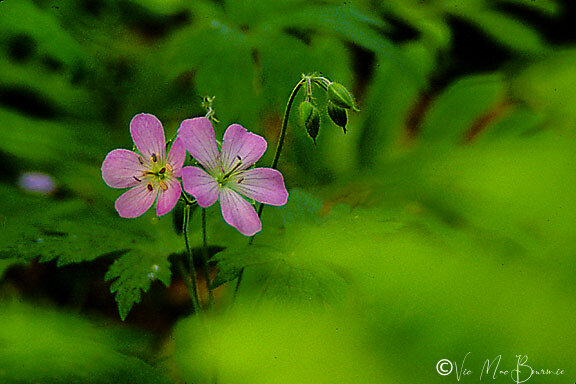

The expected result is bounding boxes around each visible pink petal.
[101,149,145,189]
[221,124,267,171]
[178,117,220,174]
[181,166,219,208]
[231,168,288,206]
[219,188,262,236]
[167,138,186,178]
[114,182,157,218]
[130,114,166,162]
[156,179,182,216]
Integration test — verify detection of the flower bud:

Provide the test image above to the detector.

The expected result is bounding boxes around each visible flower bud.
[327,101,348,133]
[327,82,357,110]
[298,100,320,144]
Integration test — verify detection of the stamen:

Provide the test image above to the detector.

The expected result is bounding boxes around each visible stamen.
[159,181,168,191]
[151,153,158,162]
[138,157,144,165]
[133,176,142,182]
[147,183,153,191]
[237,155,242,161]
[237,178,244,184]
[223,160,243,179]
[159,167,166,175]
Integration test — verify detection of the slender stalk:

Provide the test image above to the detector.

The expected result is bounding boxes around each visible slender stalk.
[176,260,199,312]
[232,76,307,301]
[202,208,215,307]
[183,203,201,313]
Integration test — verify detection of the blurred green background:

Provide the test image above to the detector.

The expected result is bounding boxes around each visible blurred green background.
[1,0,576,383]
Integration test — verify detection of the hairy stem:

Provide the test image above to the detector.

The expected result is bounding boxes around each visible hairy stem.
[232,76,307,301]
[202,208,215,307]
[183,203,201,313]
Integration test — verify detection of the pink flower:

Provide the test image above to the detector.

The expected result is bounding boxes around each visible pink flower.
[101,114,185,218]
[179,118,288,236]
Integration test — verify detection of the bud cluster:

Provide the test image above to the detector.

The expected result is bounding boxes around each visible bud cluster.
[296,74,358,144]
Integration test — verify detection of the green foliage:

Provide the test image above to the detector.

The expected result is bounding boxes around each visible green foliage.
[210,245,282,289]
[1,0,576,382]
[173,305,386,384]
[0,301,172,384]
[212,190,400,305]
[511,49,576,128]
[0,184,181,319]
[419,73,505,143]
[105,249,172,321]
[377,0,558,52]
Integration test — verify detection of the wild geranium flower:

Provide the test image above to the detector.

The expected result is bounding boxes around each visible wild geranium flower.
[179,117,288,236]
[101,113,185,218]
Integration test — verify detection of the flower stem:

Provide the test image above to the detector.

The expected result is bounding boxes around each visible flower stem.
[232,76,307,301]
[183,202,201,313]
[202,208,215,308]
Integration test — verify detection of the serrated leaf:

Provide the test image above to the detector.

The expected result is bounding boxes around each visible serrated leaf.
[0,184,182,267]
[214,190,401,304]
[1,220,133,266]
[105,249,172,321]
[211,245,283,289]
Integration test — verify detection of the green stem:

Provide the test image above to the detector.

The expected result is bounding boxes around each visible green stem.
[232,76,307,301]
[202,208,215,307]
[183,203,201,313]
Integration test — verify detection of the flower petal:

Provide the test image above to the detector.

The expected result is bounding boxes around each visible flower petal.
[181,166,219,208]
[130,113,166,162]
[101,149,145,189]
[231,168,288,206]
[114,182,157,218]
[219,188,262,236]
[167,138,186,178]
[156,179,182,216]
[221,124,267,171]
[178,117,220,174]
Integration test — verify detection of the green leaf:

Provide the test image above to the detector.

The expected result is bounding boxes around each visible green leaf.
[173,305,387,384]
[280,189,323,228]
[1,219,137,266]
[0,183,182,266]
[0,0,87,66]
[457,9,546,54]
[105,249,172,321]
[261,5,393,53]
[511,49,576,128]
[496,0,560,15]
[213,190,401,305]
[211,245,282,289]
[357,51,428,166]
[0,301,173,384]
[419,73,505,143]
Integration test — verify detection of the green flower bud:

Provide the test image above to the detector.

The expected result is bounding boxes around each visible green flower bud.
[298,100,320,144]
[327,101,348,133]
[327,82,357,110]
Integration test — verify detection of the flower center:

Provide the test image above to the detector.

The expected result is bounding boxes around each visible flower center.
[217,156,243,187]
[134,153,173,191]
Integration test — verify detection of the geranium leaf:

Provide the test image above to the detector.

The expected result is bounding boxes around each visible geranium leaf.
[105,249,172,321]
